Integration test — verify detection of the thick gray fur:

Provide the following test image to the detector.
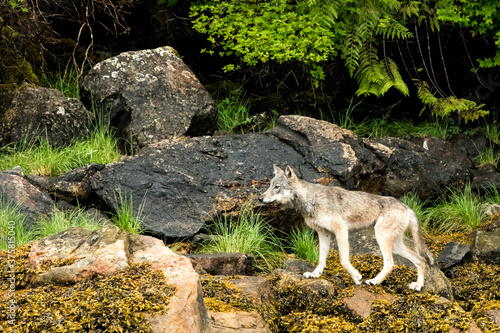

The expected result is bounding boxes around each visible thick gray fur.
[259,165,434,291]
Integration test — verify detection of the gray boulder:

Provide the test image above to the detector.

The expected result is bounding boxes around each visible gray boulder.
[0,85,92,148]
[81,46,218,150]
[437,242,470,269]
[470,230,500,265]
[90,132,318,238]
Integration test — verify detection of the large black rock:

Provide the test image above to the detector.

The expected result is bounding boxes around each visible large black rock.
[90,116,471,239]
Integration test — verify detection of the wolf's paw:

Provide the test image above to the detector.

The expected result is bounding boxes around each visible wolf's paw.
[365,278,379,286]
[409,282,422,291]
[352,273,363,285]
[303,271,321,279]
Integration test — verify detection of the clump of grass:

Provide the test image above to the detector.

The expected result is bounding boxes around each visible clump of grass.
[217,90,251,133]
[198,205,283,272]
[288,226,319,264]
[0,109,122,176]
[0,200,34,250]
[110,189,145,234]
[425,184,486,233]
[36,208,106,239]
[40,66,81,99]
[401,191,430,234]
[473,146,500,167]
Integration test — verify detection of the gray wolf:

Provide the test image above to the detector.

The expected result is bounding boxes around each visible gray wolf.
[259,165,434,291]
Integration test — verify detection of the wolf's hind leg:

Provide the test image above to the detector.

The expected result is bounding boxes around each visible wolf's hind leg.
[304,229,331,279]
[335,228,362,284]
[393,236,425,291]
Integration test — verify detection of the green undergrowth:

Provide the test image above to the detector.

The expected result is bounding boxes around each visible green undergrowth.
[197,205,284,273]
[287,227,319,264]
[0,116,122,177]
[0,245,176,332]
[402,184,497,237]
[40,66,81,99]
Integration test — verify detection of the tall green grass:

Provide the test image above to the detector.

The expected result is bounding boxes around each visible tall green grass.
[0,112,121,176]
[0,200,34,250]
[198,205,283,272]
[110,189,146,234]
[41,66,80,99]
[36,208,106,239]
[217,90,252,133]
[288,226,319,264]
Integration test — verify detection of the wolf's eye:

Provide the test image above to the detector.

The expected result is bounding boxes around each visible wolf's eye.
[274,185,280,190]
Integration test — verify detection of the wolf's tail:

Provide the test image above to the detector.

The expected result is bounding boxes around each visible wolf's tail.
[409,211,435,266]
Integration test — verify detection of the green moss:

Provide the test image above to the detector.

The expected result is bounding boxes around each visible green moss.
[0,246,177,332]
[0,28,39,85]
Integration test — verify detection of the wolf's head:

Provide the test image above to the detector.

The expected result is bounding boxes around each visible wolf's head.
[259,165,298,204]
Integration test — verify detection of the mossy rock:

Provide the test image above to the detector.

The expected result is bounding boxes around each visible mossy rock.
[0,28,39,85]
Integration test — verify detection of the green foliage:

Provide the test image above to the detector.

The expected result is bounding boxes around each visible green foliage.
[425,184,486,234]
[288,226,319,264]
[436,1,500,68]
[191,0,500,121]
[110,189,146,234]
[217,90,252,133]
[416,81,489,123]
[198,204,283,272]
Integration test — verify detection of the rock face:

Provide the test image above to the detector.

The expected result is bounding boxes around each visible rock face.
[26,163,105,204]
[470,230,500,265]
[89,115,471,239]
[28,225,208,333]
[437,242,471,269]
[0,85,92,148]
[81,46,218,149]
[90,132,318,238]
[0,171,57,229]
[365,137,469,198]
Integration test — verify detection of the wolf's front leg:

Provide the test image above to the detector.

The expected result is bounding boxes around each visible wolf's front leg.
[304,230,331,278]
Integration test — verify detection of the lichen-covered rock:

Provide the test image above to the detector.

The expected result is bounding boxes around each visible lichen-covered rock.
[0,171,57,229]
[89,133,318,238]
[81,46,217,149]
[266,115,378,185]
[26,163,105,204]
[470,230,500,265]
[0,85,92,148]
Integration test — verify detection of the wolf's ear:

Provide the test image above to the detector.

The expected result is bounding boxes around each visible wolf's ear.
[273,164,284,175]
[285,166,297,182]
